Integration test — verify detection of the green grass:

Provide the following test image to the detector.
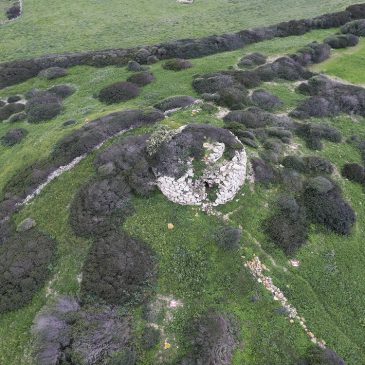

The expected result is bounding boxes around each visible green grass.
[312,38,365,84]
[2,11,365,364]
[0,0,360,62]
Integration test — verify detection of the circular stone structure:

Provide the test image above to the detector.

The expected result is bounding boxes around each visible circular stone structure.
[151,124,247,206]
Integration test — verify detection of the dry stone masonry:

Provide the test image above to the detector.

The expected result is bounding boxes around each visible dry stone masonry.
[155,127,247,207]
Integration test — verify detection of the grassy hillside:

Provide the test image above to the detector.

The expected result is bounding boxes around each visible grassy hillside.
[0,0,360,61]
[1,2,365,365]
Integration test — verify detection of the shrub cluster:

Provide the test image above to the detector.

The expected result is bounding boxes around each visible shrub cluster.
[98,81,140,104]
[256,56,313,81]
[1,128,28,146]
[32,297,135,365]
[282,155,334,175]
[324,34,359,49]
[238,52,266,68]
[48,84,76,99]
[251,89,283,110]
[251,157,277,186]
[293,75,365,118]
[0,229,56,313]
[291,42,331,66]
[341,19,365,36]
[25,92,63,123]
[162,58,193,71]
[154,95,196,112]
[6,2,21,20]
[295,122,342,150]
[303,178,356,235]
[298,346,346,365]
[214,226,242,250]
[183,312,238,365]
[7,95,21,103]
[96,135,157,196]
[341,163,365,184]
[266,195,308,255]
[69,176,133,237]
[81,231,156,306]
[38,67,68,80]
[0,102,25,121]
[192,71,254,109]
[127,71,155,86]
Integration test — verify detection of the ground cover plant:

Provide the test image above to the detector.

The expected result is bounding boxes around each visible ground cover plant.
[1,3,365,365]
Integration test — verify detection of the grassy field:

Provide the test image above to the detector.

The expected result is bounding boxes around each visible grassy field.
[0,0,360,62]
[1,2,365,365]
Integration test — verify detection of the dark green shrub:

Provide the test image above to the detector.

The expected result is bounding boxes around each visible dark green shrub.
[266,196,308,255]
[0,229,56,313]
[26,93,63,123]
[98,82,140,104]
[215,226,242,250]
[69,177,133,238]
[154,96,196,111]
[341,19,365,36]
[6,3,21,19]
[303,179,356,235]
[81,231,156,306]
[47,84,76,98]
[324,34,359,49]
[251,90,283,110]
[141,326,160,350]
[7,95,22,103]
[0,102,25,121]
[238,52,266,68]
[162,58,192,71]
[342,163,365,184]
[38,67,68,80]
[299,346,346,365]
[1,128,28,146]
[127,72,155,86]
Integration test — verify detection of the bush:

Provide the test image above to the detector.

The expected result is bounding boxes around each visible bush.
[6,3,21,19]
[292,42,331,66]
[238,52,266,68]
[303,156,334,175]
[280,168,304,192]
[52,109,163,165]
[346,4,365,19]
[127,72,155,86]
[303,180,356,235]
[162,58,192,71]
[1,128,28,147]
[266,196,308,255]
[228,70,261,88]
[341,19,365,36]
[189,312,238,365]
[251,90,283,110]
[290,96,340,119]
[70,177,133,238]
[127,60,143,72]
[216,87,250,109]
[295,123,342,150]
[96,135,157,196]
[215,226,242,250]
[324,34,359,49]
[341,163,365,184]
[47,84,76,99]
[224,107,274,129]
[299,346,346,365]
[0,102,25,121]
[81,231,156,306]
[141,326,160,350]
[32,298,135,365]
[7,95,21,103]
[0,229,56,313]
[282,155,306,172]
[251,157,277,185]
[98,82,140,104]
[154,95,196,111]
[26,93,63,123]
[38,67,68,80]
[192,73,235,94]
